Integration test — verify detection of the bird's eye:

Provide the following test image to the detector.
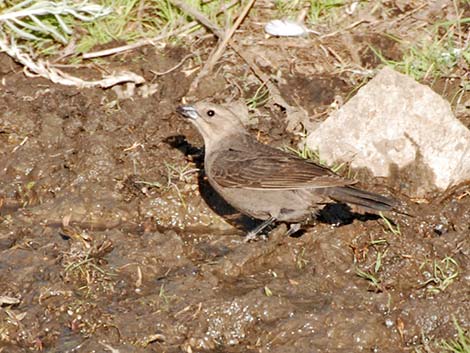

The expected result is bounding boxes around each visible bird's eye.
[207,110,215,117]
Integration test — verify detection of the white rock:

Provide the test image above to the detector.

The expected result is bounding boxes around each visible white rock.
[306,67,470,197]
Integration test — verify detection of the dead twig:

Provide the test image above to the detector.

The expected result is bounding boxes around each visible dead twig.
[170,0,263,91]
[204,0,256,74]
[82,22,195,59]
[169,0,223,37]
[84,0,239,60]
[150,53,193,76]
[170,0,288,106]
[319,44,346,66]
[171,0,307,131]
[387,2,428,27]
[0,37,144,88]
[169,0,227,92]
[435,180,470,204]
[320,19,369,39]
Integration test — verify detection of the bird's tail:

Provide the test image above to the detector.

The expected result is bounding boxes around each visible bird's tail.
[326,186,397,213]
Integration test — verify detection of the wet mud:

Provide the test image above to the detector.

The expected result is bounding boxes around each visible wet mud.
[1,15,469,353]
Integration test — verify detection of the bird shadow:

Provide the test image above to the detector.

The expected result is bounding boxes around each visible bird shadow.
[165,135,381,237]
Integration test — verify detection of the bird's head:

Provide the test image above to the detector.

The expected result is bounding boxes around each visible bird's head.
[176,102,246,148]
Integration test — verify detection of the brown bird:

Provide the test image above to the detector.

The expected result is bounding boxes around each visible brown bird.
[177,102,396,239]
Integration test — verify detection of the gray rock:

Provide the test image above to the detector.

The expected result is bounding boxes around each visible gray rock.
[306,67,470,197]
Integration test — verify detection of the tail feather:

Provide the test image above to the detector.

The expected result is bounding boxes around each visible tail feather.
[327,186,397,213]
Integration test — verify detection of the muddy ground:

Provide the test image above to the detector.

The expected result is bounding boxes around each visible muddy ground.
[0,1,469,352]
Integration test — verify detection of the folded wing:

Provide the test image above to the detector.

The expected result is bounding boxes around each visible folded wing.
[210,148,355,190]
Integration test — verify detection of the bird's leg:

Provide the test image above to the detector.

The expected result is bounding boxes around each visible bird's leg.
[286,223,301,237]
[244,216,276,242]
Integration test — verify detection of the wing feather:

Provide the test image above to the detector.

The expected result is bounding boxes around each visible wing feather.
[210,147,355,190]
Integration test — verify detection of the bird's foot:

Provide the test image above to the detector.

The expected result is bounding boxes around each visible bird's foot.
[244,216,276,242]
[286,223,302,237]
[244,221,302,242]
[244,232,268,243]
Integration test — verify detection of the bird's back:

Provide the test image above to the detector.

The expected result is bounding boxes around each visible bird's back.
[205,132,396,219]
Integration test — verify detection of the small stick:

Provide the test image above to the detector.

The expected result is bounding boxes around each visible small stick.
[319,44,346,66]
[172,0,294,112]
[204,0,257,73]
[83,22,195,59]
[320,19,368,39]
[171,0,260,93]
[150,53,193,76]
[169,0,224,37]
[388,2,428,26]
[296,1,310,23]
[83,0,239,59]
[0,37,144,88]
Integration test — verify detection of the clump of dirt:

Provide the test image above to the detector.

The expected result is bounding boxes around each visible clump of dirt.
[280,74,350,115]
[1,2,469,352]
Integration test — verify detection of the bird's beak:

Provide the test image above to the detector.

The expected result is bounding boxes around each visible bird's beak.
[176,105,199,120]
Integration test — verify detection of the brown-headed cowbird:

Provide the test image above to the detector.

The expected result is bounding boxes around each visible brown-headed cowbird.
[177,102,396,239]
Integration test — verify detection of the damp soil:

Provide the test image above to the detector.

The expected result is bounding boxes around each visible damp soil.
[1,6,470,353]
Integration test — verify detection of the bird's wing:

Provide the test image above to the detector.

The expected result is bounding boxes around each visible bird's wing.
[209,147,356,190]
